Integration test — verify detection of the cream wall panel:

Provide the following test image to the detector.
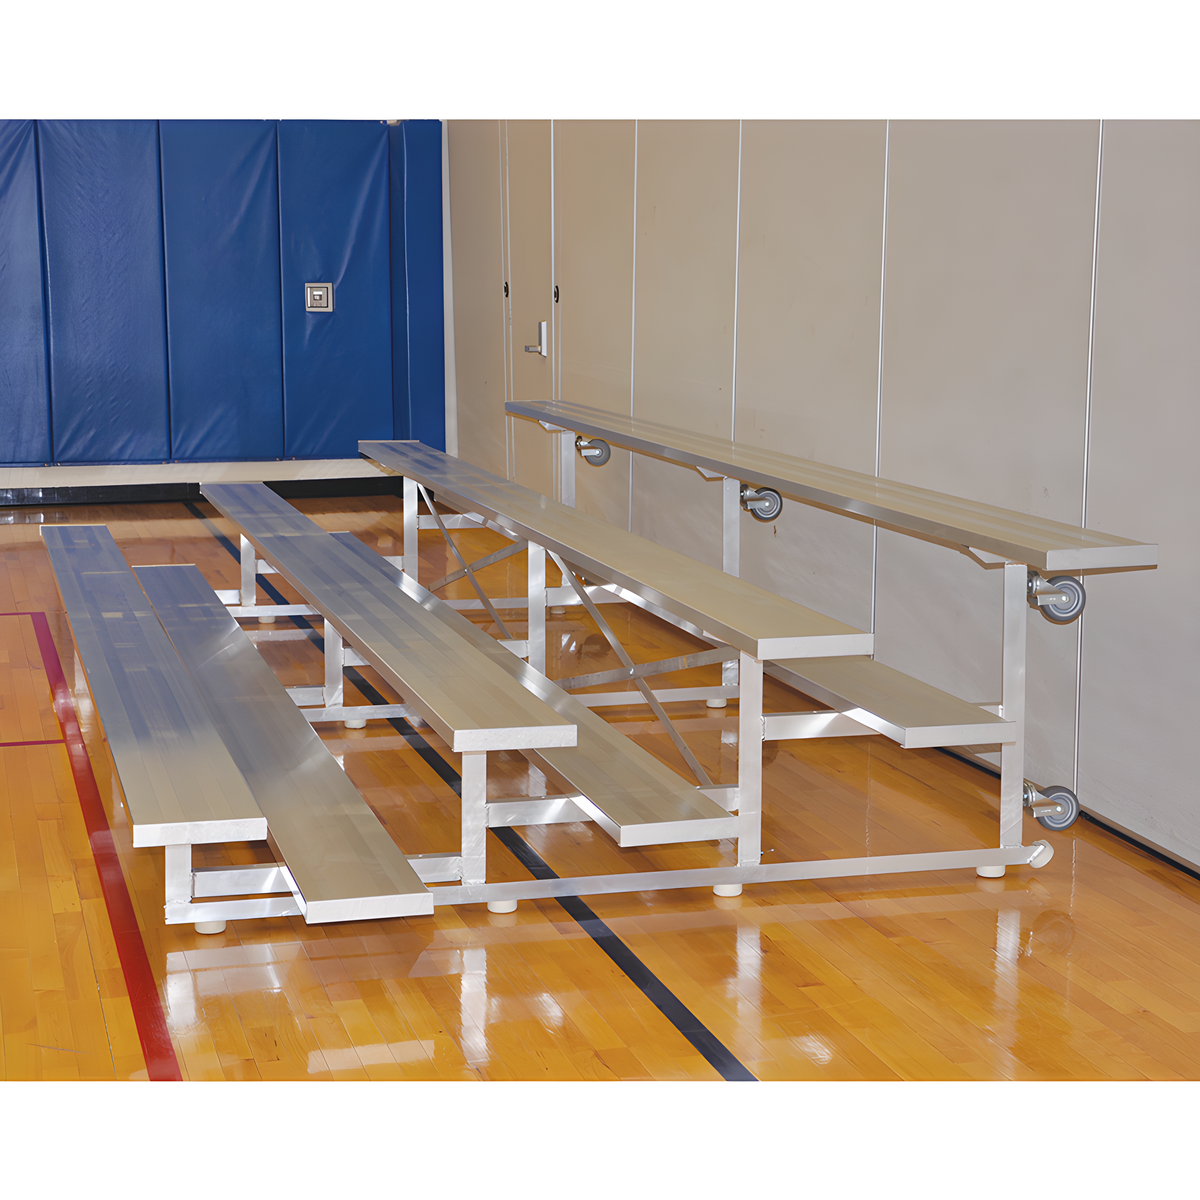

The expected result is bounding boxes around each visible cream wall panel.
[734,121,885,472]
[554,120,636,531]
[503,121,555,497]
[877,121,1098,513]
[1079,121,1200,864]
[448,121,507,477]
[630,120,740,567]
[874,122,1099,787]
[734,120,886,628]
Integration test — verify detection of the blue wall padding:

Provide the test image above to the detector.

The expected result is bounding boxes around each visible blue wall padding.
[160,121,284,461]
[278,121,393,458]
[39,121,170,463]
[392,120,446,450]
[0,121,51,464]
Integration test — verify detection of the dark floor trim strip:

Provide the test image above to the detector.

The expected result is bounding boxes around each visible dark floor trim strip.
[21,611,182,1082]
[490,826,757,1081]
[0,738,65,748]
[936,747,1200,886]
[191,507,755,1079]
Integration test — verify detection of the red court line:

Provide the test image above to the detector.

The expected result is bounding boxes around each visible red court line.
[15,611,183,1082]
[0,739,65,748]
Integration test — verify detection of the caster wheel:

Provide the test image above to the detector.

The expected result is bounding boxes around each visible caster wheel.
[741,486,783,522]
[713,883,743,897]
[1030,840,1055,868]
[258,614,276,625]
[195,920,226,935]
[576,437,611,466]
[1041,575,1086,624]
[976,864,1005,878]
[344,717,368,730]
[1035,785,1081,831]
[487,899,518,913]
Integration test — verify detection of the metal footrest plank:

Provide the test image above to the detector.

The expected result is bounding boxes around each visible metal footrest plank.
[486,794,590,827]
[574,685,739,708]
[406,853,463,883]
[192,864,293,897]
[299,704,417,724]
[165,896,302,924]
[763,711,878,740]
[225,604,319,617]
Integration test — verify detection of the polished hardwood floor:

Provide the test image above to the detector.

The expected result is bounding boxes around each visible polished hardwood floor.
[2,494,1199,1080]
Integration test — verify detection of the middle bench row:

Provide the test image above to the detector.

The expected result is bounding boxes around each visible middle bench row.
[198,474,879,892]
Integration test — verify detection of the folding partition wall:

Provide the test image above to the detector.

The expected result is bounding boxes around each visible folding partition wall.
[0,118,444,464]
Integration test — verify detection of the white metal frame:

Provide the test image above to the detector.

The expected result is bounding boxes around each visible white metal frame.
[382,468,1055,902]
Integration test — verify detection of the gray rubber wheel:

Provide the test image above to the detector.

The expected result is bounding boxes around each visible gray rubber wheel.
[1036,785,1081,831]
[1041,575,1086,624]
[576,437,611,466]
[743,486,783,522]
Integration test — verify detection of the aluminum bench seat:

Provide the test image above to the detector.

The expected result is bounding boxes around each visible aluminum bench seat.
[200,482,577,755]
[504,399,1157,571]
[767,656,1016,749]
[360,440,874,660]
[329,533,737,848]
[42,524,266,849]
[136,563,432,921]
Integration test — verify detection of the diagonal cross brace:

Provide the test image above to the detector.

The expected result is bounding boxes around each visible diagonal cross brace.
[427,538,528,592]
[416,483,513,640]
[548,551,714,788]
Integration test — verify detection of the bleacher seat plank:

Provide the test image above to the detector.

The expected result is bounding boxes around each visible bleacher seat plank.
[504,399,1157,572]
[136,564,433,921]
[41,524,265,848]
[360,440,874,660]
[200,482,577,754]
[328,533,737,847]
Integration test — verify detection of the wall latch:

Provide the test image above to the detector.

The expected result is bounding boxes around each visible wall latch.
[524,320,547,357]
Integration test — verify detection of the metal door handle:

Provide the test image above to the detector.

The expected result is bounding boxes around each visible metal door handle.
[524,320,547,357]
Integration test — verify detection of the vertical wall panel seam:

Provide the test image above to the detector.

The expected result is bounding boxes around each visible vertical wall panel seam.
[730,120,743,442]
[275,121,287,458]
[502,121,514,480]
[32,121,53,464]
[871,119,891,636]
[156,122,173,461]
[550,120,558,406]
[629,120,639,532]
[1074,118,1105,795]
[442,120,458,457]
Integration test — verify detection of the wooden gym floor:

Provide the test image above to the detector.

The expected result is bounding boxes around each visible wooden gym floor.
[2,494,1200,1082]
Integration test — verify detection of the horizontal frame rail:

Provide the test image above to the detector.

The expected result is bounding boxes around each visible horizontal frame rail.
[426,843,1053,906]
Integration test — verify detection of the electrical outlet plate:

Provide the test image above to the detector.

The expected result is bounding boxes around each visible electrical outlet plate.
[305,282,333,312]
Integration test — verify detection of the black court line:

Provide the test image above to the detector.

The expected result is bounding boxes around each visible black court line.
[186,498,756,1080]
[489,826,757,1080]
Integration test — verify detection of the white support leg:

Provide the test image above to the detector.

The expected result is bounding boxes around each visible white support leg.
[527,542,547,676]
[979,561,1029,878]
[558,430,576,508]
[730,651,764,887]
[324,620,365,729]
[240,534,274,623]
[711,477,744,709]
[722,476,741,577]
[459,751,498,901]
[403,476,419,581]
[239,534,257,607]
[166,844,226,934]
